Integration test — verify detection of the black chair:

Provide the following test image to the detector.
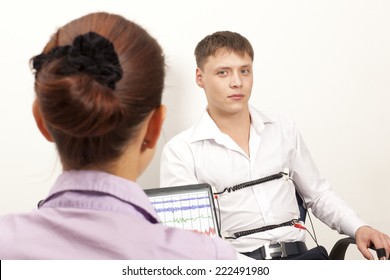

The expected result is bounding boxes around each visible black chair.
[329,237,358,260]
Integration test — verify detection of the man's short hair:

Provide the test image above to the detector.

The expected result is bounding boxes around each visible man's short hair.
[194,31,254,69]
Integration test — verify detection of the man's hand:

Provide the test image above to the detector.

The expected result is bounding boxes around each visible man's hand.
[355,226,390,260]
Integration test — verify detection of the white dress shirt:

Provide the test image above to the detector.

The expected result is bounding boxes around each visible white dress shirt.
[160,105,365,252]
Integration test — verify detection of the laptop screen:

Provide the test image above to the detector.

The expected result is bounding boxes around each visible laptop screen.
[144,184,220,237]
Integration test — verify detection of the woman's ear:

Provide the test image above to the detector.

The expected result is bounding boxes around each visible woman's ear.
[32,100,54,142]
[141,105,166,150]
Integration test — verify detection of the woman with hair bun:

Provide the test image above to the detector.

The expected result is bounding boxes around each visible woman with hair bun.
[0,12,236,259]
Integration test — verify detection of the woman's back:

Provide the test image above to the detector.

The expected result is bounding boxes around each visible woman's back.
[0,170,235,259]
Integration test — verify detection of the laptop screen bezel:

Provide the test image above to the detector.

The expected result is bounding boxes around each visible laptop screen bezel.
[144,183,221,237]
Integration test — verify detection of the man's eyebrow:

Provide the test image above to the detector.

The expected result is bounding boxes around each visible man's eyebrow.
[214,66,230,70]
[214,64,252,70]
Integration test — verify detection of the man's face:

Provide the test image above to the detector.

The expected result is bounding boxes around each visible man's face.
[196,48,253,118]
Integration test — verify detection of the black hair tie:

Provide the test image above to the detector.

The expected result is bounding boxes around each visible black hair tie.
[32,32,123,90]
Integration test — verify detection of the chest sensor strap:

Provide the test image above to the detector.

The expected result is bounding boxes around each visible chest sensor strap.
[214,169,289,195]
[226,219,299,239]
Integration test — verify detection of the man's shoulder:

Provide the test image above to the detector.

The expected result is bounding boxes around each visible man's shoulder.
[164,111,210,146]
[250,106,296,126]
[163,126,195,153]
[166,126,194,142]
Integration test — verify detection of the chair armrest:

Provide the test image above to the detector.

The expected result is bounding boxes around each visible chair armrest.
[329,237,356,260]
[329,237,381,260]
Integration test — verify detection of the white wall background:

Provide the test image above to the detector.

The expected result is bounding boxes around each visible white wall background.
[0,0,389,259]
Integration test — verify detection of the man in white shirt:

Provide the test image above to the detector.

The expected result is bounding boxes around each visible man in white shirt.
[160,31,390,260]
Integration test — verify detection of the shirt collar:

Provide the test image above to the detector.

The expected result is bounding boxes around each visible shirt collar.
[40,170,160,223]
[190,104,274,143]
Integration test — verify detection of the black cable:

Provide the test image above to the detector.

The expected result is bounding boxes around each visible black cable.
[214,172,285,195]
[290,178,318,243]
[289,177,329,259]
[214,195,222,236]
[226,219,299,239]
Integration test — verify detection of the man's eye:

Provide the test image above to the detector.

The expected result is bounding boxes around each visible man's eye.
[241,69,250,74]
[217,70,227,76]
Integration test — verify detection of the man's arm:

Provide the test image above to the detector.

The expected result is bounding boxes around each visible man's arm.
[288,117,390,259]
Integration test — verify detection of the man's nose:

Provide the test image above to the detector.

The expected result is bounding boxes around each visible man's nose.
[230,72,243,88]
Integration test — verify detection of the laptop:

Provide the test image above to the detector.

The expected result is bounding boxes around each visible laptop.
[144,183,221,237]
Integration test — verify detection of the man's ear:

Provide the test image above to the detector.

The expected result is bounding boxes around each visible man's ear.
[32,100,54,142]
[195,67,205,88]
[142,105,166,150]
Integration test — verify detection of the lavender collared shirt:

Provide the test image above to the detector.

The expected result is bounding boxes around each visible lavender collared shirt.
[0,170,236,259]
